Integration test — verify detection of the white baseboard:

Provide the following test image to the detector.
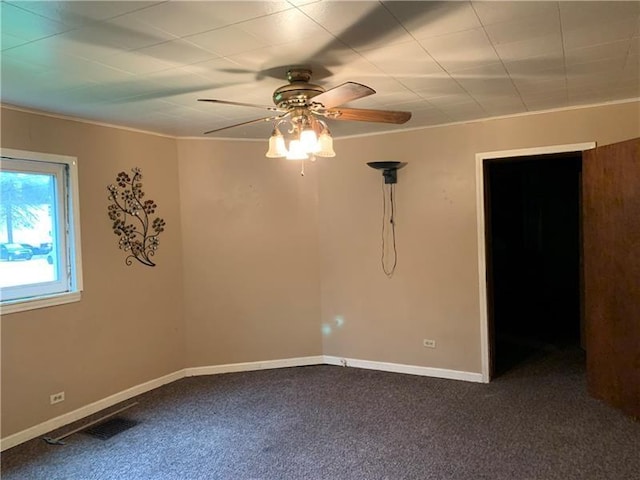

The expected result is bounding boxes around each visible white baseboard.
[185,355,325,376]
[0,356,323,451]
[1,354,482,451]
[0,369,185,452]
[323,355,484,383]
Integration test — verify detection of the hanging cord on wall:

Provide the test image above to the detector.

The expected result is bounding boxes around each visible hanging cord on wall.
[381,178,398,278]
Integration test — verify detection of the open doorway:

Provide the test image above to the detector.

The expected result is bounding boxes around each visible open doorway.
[484,152,583,377]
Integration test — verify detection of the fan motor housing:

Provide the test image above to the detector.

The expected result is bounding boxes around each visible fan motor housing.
[272,68,326,108]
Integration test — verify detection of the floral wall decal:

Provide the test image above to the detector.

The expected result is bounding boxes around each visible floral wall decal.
[107,168,165,266]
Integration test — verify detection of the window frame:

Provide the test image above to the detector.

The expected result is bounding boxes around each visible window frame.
[0,148,83,314]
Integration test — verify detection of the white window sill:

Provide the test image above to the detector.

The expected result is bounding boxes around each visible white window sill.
[0,291,82,315]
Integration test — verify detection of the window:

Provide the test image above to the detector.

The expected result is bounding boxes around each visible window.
[0,148,83,314]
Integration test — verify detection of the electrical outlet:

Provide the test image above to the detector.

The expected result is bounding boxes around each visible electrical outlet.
[423,339,436,348]
[50,391,65,405]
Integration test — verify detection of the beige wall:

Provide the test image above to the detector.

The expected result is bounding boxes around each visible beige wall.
[176,139,322,366]
[318,102,640,372]
[1,100,638,440]
[1,108,186,437]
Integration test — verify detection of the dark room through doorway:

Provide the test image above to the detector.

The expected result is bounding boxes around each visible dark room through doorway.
[485,152,583,377]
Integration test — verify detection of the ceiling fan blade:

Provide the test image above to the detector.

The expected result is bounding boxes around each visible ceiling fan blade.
[325,107,411,124]
[198,98,284,112]
[203,114,288,135]
[311,82,375,109]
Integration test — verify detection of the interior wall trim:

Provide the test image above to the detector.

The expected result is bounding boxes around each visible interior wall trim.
[475,141,597,383]
[2,355,481,451]
[184,356,325,376]
[323,356,484,382]
[4,98,638,142]
[0,369,185,452]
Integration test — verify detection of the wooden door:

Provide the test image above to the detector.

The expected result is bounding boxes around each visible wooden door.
[583,137,640,418]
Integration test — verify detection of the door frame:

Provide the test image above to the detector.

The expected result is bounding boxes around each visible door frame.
[475,142,596,383]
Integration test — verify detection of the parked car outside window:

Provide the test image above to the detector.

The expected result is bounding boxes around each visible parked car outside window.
[0,243,33,261]
[19,242,53,255]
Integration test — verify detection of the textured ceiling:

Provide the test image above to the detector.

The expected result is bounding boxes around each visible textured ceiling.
[1,1,639,139]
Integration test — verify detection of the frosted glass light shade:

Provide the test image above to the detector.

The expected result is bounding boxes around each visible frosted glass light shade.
[266,131,287,158]
[286,139,308,160]
[315,131,336,157]
[300,128,319,153]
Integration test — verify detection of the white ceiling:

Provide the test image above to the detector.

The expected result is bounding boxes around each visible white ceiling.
[1,1,639,139]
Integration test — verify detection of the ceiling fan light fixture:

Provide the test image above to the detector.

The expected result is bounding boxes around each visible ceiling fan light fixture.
[202,67,411,170]
[266,127,287,158]
[286,139,308,160]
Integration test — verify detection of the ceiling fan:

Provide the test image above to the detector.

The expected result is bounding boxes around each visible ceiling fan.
[198,67,412,135]
[197,67,412,162]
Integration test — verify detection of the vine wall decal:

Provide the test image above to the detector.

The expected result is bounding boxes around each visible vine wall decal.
[107,168,165,267]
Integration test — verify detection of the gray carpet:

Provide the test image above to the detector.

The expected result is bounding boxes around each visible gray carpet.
[2,348,639,479]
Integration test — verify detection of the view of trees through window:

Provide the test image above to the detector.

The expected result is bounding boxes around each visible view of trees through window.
[0,170,58,288]
[1,150,81,310]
